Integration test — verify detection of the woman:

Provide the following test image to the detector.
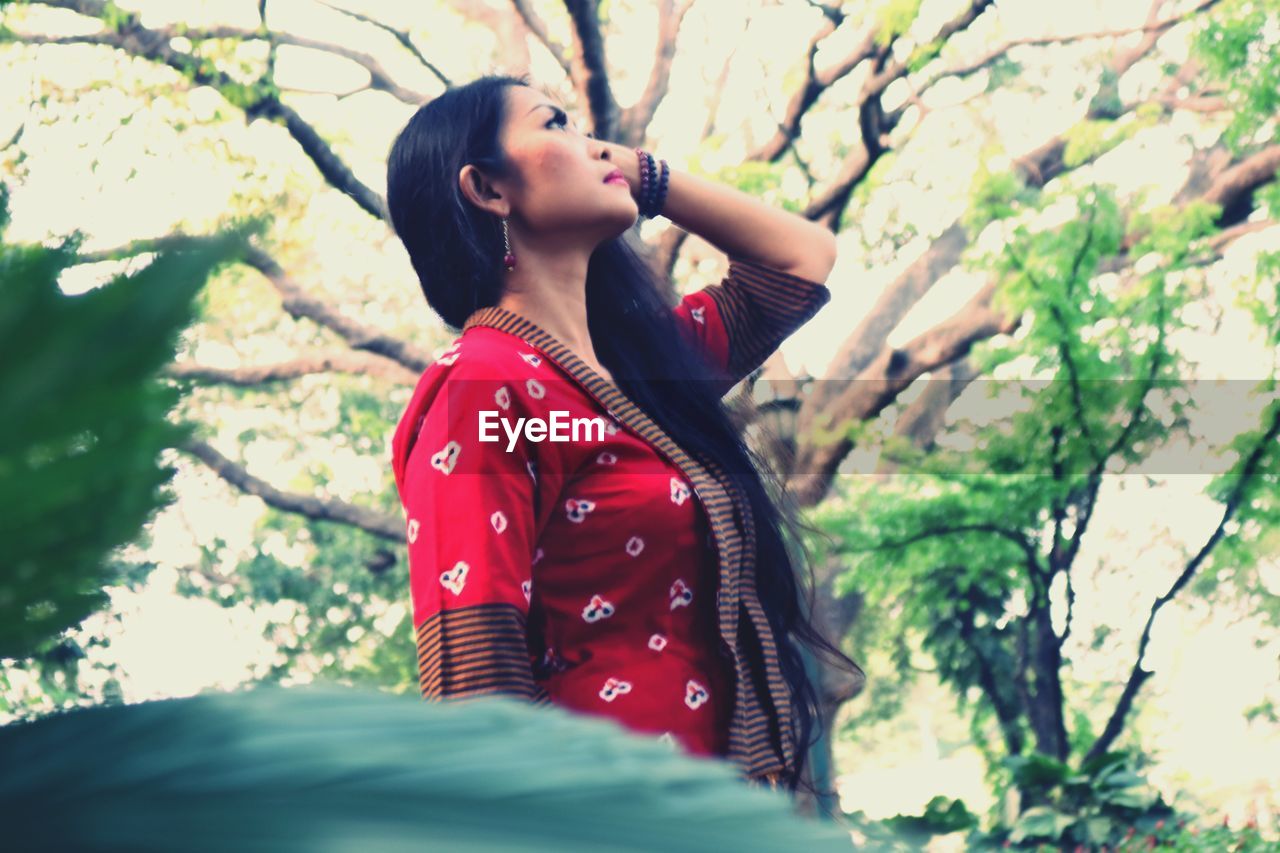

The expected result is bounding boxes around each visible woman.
[385,73,862,799]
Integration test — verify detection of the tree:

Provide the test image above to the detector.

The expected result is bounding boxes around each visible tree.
[815,174,1278,817]
[800,0,1280,831]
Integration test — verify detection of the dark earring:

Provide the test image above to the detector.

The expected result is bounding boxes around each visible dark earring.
[502,217,516,271]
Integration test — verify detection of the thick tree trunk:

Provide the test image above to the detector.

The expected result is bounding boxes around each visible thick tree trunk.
[1026,607,1069,763]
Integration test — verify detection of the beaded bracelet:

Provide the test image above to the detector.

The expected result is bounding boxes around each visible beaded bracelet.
[644,151,659,215]
[640,148,657,217]
[654,158,669,215]
[635,147,652,214]
[633,147,669,219]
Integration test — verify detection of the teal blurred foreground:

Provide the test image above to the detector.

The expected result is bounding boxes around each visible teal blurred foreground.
[0,681,853,851]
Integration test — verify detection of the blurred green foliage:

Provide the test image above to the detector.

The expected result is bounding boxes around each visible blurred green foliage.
[1191,0,1280,153]
[845,751,1274,850]
[0,681,853,850]
[875,0,922,47]
[0,182,256,660]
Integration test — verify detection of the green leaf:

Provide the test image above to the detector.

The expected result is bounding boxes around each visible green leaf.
[0,682,853,851]
[1096,769,1145,789]
[1008,805,1073,843]
[1082,816,1114,844]
[0,200,254,658]
[1100,786,1159,810]
[1004,752,1072,790]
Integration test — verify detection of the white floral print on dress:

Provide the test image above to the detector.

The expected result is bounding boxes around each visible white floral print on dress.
[648,633,667,651]
[406,518,419,543]
[669,476,691,505]
[599,677,632,702]
[430,440,461,475]
[565,497,596,523]
[669,578,692,610]
[685,679,709,709]
[625,536,644,556]
[519,352,542,368]
[581,594,615,623]
[439,560,469,595]
[526,378,545,399]
[490,510,507,533]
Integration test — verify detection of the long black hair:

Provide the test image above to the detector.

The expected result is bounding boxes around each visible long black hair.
[385,73,861,801]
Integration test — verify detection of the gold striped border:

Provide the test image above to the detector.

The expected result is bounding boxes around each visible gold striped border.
[702,257,831,384]
[415,603,549,704]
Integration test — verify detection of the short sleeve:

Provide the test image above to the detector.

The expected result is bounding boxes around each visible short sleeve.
[402,367,548,704]
[672,256,831,392]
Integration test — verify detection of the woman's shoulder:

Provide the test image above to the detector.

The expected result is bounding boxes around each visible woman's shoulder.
[392,327,553,494]
[432,325,522,368]
[426,326,545,377]
[419,326,602,436]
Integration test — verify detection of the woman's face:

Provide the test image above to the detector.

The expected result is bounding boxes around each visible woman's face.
[489,85,637,245]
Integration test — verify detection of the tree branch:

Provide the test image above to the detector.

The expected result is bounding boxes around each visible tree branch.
[14,0,387,221]
[616,0,697,146]
[792,135,1278,511]
[849,523,1043,574]
[1086,402,1280,763]
[789,277,1021,505]
[920,0,1220,90]
[165,349,419,386]
[72,235,433,375]
[563,0,620,141]
[242,245,432,371]
[179,438,405,542]
[511,0,573,79]
[181,25,427,104]
[314,0,452,88]
[957,600,1027,756]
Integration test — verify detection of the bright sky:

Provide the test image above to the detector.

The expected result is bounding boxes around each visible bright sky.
[1,0,1277,827]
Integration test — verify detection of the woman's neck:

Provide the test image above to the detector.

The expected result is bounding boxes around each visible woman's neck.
[496,247,601,367]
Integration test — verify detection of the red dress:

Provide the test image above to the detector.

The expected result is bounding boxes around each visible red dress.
[390,256,831,783]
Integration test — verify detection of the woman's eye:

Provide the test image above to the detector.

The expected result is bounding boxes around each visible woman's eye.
[547,109,594,139]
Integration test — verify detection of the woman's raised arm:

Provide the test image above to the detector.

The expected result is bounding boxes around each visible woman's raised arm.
[603,141,838,284]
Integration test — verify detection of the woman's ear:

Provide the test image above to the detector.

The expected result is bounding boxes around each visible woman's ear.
[458,164,507,217]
